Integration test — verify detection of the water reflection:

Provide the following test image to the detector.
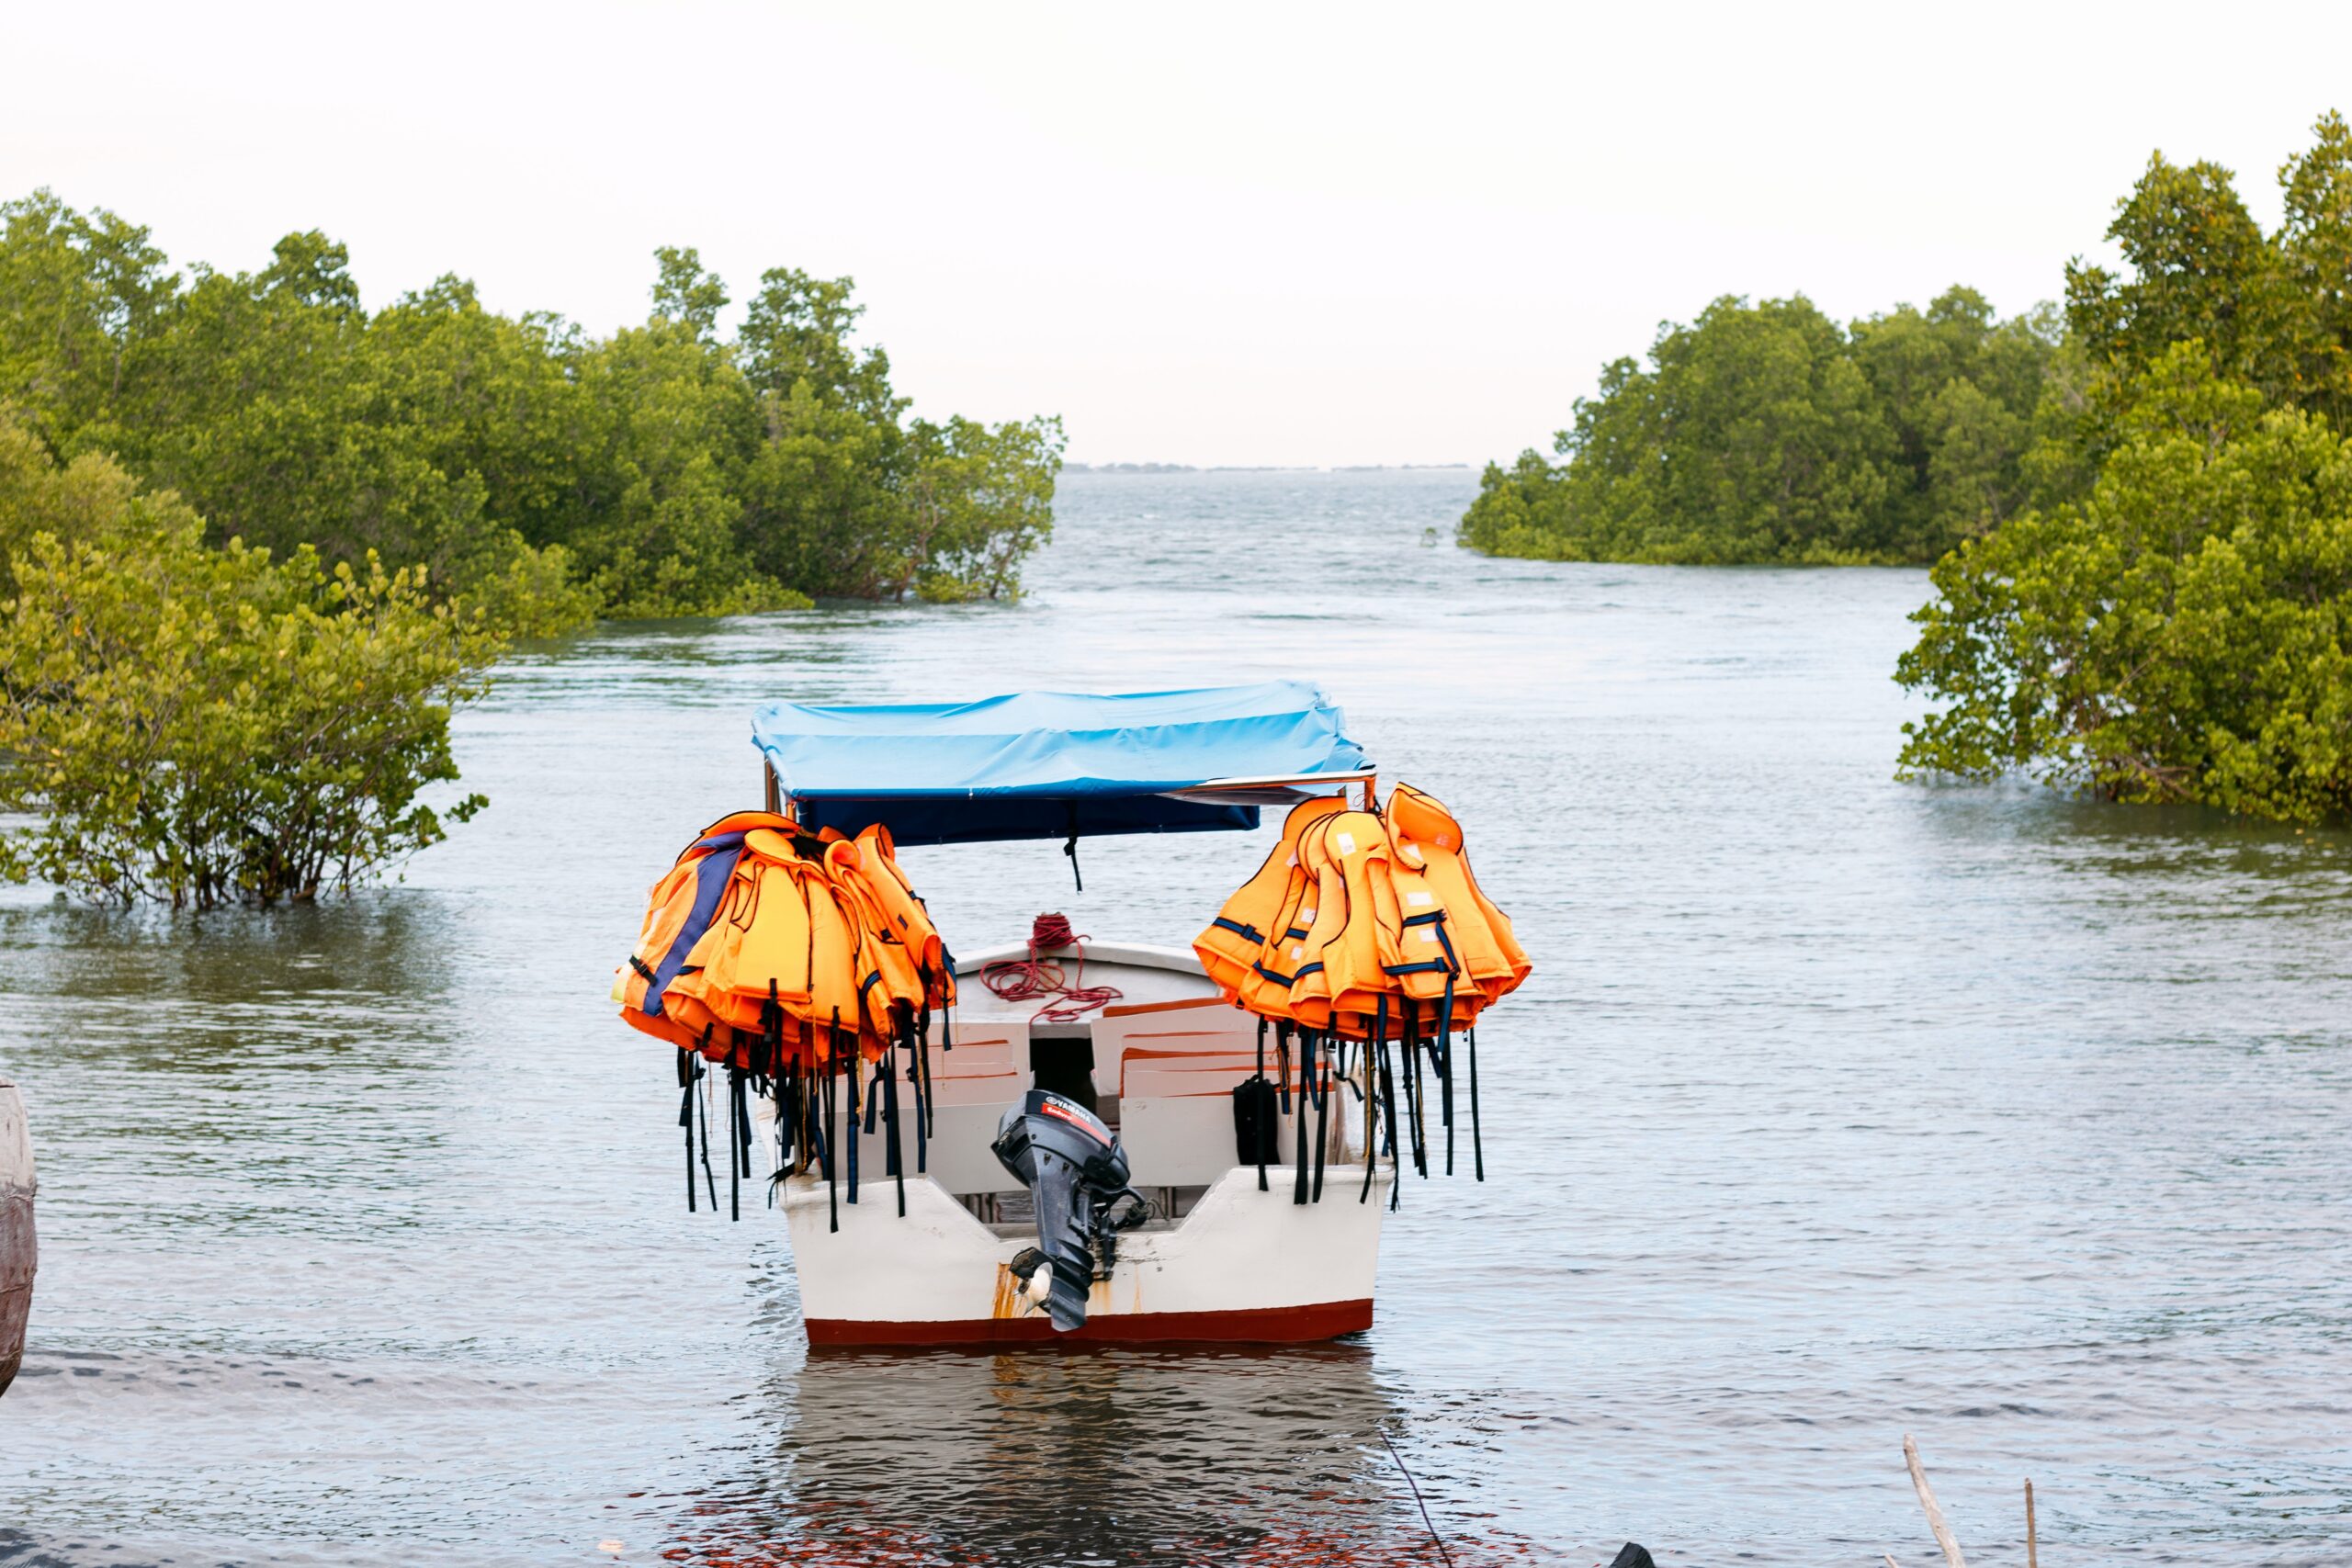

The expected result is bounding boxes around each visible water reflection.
[0,897,469,1244]
[660,1346,1531,1566]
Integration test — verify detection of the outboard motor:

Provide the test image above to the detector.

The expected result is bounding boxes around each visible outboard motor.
[990,1089,1146,1331]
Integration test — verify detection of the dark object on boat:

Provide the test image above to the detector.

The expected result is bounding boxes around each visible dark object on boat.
[1028,1036,1099,1113]
[0,1077,33,1397]
[990,1090,1146,1332]
[1609,1544,1657,1568]
[1233,1075,1281,1168]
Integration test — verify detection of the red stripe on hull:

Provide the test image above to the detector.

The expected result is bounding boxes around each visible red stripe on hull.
[806,1297,1373,1348]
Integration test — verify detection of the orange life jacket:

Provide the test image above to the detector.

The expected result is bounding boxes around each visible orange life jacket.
[664,850,819,1038]
[616,811,797,1031]
[1282,816,1355,1030]
[1292,810,1403,1032]
[1385,784,1529,1010]
[822,839,924,1040]
[1195,782,1526,1039]
[1377,844,1459,1010]
[846,824,953,1010]
[1193,795,1346,998]
[616,808,950,1071]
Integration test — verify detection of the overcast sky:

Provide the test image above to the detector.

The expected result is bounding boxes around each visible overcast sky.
[6,2,2350,467]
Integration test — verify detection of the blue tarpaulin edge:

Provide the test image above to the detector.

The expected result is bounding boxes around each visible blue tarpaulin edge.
[749,682,1367,846]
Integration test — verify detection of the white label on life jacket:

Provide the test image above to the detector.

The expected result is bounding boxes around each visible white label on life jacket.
[1290,944,1305,960]
[1336,832,1357,854]
[1398,843,1423,864]
[1300,906,1316,922]
[1407,890,1433,907]
[1419,929,1440,944]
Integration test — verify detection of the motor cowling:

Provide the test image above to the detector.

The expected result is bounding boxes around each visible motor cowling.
[991,1089,1142,1332]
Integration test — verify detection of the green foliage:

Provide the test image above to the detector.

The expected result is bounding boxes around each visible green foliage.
[740,380,910,597]
[0,412,186,592]
[1900,114,2352,822]
[2278,112,2352,430]
[0,191,175,447]
[901,415,1065,602]
[562,316,784,617]
[0,429,496,907]
[650,246,729,341]
[740,266,906,421]
[2064,111,2352,436]
[1852,289,2060,546]
[0,196,1064,905]
[1462,289,2056,565]
[1896,346,2352,820]
[0,192,1062,626]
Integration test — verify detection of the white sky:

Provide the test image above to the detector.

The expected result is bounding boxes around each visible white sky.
[6,1,2350,468]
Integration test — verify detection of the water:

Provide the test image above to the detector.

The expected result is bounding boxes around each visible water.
[4,468,2350,1565]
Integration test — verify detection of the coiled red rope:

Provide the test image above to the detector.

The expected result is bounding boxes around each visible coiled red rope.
[981,912,1123,1023]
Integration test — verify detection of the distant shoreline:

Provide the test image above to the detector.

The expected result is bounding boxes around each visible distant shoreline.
[1065,462,1471,474]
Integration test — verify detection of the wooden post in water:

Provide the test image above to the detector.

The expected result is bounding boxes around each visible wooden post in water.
[1903,1434,1969,1568]
[2025,1479,2038,1568]
[0,1077,33,1397]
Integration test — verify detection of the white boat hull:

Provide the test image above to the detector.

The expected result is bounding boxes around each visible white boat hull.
[784,1164,1388,1347]
[774,941,1395,1348]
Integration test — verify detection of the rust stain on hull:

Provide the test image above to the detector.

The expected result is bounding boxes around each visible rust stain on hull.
[987,1261,1126,1324]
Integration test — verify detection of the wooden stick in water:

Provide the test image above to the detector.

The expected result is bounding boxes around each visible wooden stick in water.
[1883,1556,1903,1568]
[2025,1479,2038,1568]
[1903,1434,1969,1568]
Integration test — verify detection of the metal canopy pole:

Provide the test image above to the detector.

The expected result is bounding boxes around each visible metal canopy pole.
[1156,767,1380,808]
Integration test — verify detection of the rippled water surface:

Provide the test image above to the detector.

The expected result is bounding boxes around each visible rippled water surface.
[5,469,2350,1566]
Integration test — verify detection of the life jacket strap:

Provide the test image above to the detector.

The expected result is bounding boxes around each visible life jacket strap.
[837,1012,859,1207]
[728,1066,743,1223]
[1292,1031,1311,1206]
[1381,1033,1402,1212]
[1360,998,1386,1206]
[1468,1023,1484,1182]
[824,1050,840,1233]
[1438,975,1457,1177]
[1254,1018,1269,1192]
[695,1053,718,1214]
[1309,1032,1329,1202]
[678,1057,697,1214]
[881,1041,906,1218]
[915,1052,931,1176]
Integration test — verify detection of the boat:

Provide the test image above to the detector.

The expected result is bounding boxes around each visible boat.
[648,682,1508,1348]
[752,683,1389,1347]
[0,1073,28,1394]
[775,932,1389,1347]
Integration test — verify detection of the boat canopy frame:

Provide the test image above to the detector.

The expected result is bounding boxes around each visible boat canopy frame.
[751,682,1374,847]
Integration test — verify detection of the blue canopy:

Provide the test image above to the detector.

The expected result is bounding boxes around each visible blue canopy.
[751,682,1370,846]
